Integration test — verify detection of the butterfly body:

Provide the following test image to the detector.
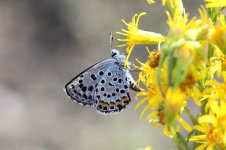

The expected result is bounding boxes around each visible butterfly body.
[64,49,139,114]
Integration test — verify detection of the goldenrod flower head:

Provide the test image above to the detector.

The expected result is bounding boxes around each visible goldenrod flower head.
[135,59,157,88]
[191,123,226,150]
[203,78,226,112]
[205,0,226,8]
[219,54,226,72]
[147,49,161,68]
[178,64,204,105]
[136,85,163,120]
[209,45,226,79]
[136,83,192,137]
[135,52,167,121]
[116,12,165,62]
[159,7,209,91]
[179,73,196,91]
[209,56,222,78]
[210,101,226,129]
[164,88,187,124]
[116,0,226,149]
[166,7,209,41]
[208,15,226,54]
[162,0,184,18]
[147,108,166,126]
[151,112,192,138]
[135,49,166,88]
[166,11,188,36]
[190,101,226,149]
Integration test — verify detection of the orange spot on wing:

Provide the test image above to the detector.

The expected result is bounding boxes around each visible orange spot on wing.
[122,96,130,104]
[116,100,122,105]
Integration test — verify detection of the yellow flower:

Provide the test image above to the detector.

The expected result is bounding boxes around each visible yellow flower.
[135,49,162,86]
[136,85,163,120]
[166,7,209,41]
[147,49,161,68]
[136,87,192,139]
[146,108,192,137]
[134,49,194,133]
[164,88,187,124]
[162,0,184,18]
[158,7,209,93]
[179,69,202,106]
[135,59,157,88]
[205,0,226,8]
[208,15,226,54]
[136,85,193,137]
[202,79,226,112]
[116,12,165,63]
[211,101,226,129]
[135,49,169,123]
[190,123,226,150]
[147,108,165,126]
[208,45,226,79]
[189,101,226,150]
[162,88,193,138]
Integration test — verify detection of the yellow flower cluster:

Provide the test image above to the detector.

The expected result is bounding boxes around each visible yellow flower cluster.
[116,0,226,150]
[190,100,226,150]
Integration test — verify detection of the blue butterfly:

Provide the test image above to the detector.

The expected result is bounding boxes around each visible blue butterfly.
[64,49,140,114]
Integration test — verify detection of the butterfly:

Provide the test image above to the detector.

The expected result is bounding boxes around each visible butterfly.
[64,49,140,114]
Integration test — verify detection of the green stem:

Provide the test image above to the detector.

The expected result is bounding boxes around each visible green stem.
[200,98,208,115]
[169,125,189,150]
[157,52,167,97]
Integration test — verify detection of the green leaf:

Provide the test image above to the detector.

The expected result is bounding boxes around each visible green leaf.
[176,132,190,150]
[173,54,191,88]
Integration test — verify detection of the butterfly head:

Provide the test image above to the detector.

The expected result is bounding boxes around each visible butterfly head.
[111,49,127,66]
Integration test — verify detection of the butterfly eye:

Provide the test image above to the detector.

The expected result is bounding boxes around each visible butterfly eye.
[111,52,117,57]
[111,49,119,57]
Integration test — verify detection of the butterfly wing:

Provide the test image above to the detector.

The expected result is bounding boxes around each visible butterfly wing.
[64,59,114,106]
[93,64,131,114]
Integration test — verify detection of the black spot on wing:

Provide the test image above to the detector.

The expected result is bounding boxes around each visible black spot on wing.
[64,60,113,106]
[91,74,97,80]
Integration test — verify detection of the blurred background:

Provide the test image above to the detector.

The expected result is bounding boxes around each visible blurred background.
[0,0,203,150]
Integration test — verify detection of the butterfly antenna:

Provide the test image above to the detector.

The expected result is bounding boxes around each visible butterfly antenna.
[109,32,114,49]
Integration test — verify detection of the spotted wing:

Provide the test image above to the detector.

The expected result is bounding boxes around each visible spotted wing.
[94,64,131,114]
[64,59,115,106]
